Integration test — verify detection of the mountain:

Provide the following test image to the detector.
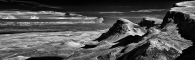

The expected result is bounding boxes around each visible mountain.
[95,1,194,60]
[1,1,195,60]
[95,18,145,42]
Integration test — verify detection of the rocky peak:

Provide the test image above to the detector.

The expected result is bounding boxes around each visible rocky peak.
[138,17,163,28]
[110,18,145,36]
[95,18,145,42]
[110,18,138,34]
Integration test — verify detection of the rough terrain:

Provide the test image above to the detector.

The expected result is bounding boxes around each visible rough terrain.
[1,1,195,60]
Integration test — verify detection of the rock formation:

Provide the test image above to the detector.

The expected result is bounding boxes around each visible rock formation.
[95,1,194,60]
[161,1,195,41]
[95,18,145,42]
[1,1,195,60]
[160,1,195,60]
[139,17,163,28]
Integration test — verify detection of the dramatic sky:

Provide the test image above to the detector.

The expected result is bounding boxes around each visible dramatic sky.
[0,0,193,25]
[0,0,192,11]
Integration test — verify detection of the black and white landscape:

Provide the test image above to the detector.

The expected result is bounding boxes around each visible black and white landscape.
[0,0,195,60]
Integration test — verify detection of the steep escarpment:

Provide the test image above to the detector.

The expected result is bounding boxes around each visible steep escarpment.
[161,1,195,40]
[160,1,195,60]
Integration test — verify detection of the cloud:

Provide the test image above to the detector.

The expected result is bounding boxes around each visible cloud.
[95,9,167,14]
[0,0,62,9]
[18,1,62,9]
[131,9,167,12]
[99,11,125,14]
[105,14,162,19]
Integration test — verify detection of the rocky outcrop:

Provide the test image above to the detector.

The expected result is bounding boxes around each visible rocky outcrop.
[138,17,163,28]
[160,1,195,60]
[95,18,145,42]
[114,23,192,60]
[161,1,195,40]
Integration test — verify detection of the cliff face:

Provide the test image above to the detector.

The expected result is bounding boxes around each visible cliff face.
[160,1,195,60]
[161,1,195,40]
